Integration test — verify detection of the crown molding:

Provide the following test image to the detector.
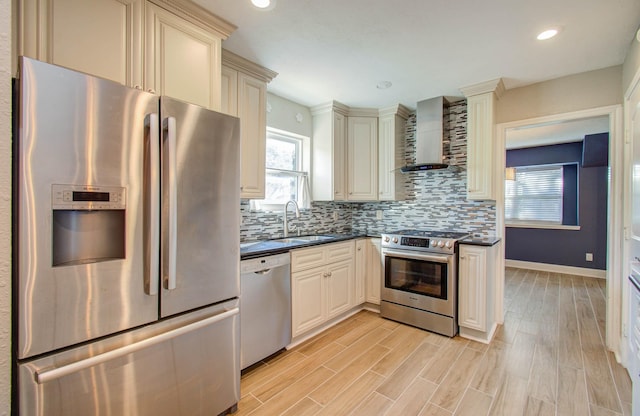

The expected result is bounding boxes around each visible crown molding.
[310,101,350,116]
[378,104,413,119]
[149,0,236,39]
[348,107,378,117]
[459,78,505,99]
[222,49,278,83]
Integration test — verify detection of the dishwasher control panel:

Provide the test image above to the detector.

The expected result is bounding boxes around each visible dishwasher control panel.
[240,252,291,274]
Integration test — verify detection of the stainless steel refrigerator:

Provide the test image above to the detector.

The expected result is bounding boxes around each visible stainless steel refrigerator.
[14,57,241,416]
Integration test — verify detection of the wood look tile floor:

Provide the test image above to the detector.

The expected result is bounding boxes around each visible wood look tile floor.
[237,268,632,416]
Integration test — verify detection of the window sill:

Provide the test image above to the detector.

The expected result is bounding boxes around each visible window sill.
[506,222,581,231]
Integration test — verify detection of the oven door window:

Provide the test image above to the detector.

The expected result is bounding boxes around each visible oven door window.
[385,256,447,299]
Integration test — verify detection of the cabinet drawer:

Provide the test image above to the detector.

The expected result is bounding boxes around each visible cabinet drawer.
[291,246,326,271]
[326,241,354,263]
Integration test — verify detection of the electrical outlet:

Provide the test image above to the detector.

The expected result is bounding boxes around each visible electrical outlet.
[333,211,339,221]
[586,253,593,262]
[376,210,383,220]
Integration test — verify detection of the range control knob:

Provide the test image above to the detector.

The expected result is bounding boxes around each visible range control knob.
[392,237,398,244]
[430,240,437,246]
[438,240,445,248]
[384,236,390,243]
[445,241,452,248]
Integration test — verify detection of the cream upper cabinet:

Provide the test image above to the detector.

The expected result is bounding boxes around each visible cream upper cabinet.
[221,50,277,199]
[458,242,498,343]
[347,115,378,201]
[378,105,409,201]
[311,102,348,201]
[460,79,504,201]
[19,0,235,108]
[18,0,143,86]
[365,238,382,305]
[145,2,221,109]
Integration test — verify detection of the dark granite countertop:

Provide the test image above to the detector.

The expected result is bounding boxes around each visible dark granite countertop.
[459,236,501,246]
[240,233,369,260]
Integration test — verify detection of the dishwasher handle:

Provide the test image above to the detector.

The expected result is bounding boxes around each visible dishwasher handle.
[254,269,273,275]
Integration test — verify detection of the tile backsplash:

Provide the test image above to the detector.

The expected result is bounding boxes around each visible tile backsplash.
[240,100,496,242]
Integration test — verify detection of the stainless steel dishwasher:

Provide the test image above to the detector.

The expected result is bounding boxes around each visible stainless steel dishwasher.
[240,252,291,369]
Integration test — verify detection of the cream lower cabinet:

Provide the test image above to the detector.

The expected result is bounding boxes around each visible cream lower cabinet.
[458,243,498,343]
[365,238,382,305]
[291,241,355,337]
[354,239,367,305]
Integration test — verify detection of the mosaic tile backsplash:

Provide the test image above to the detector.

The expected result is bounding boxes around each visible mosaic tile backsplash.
[240,100,497,242]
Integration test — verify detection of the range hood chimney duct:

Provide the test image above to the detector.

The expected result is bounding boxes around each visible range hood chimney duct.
[401,96,448,172]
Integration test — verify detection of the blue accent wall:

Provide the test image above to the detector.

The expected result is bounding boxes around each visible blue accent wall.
[505,135,608,270]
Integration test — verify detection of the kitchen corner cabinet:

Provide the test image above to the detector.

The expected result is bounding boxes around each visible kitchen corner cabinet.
[311,103,348,201]
[461,79,504,201]
[458,243,498,343]
[378,106,410,201]
[347,116,378,200]
[365,238,382,305]
[354,239,366,305]
[221,50,277,199]
[291,241,355,337]
[18,0,234,109]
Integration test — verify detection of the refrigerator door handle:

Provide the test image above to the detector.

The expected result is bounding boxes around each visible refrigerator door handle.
[146,113,160,296]
[35,307,240,384]
[163,116,178,290]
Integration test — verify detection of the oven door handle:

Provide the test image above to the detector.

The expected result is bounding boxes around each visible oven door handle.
[383,249,452,264]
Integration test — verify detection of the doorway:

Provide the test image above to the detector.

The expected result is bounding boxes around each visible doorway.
[496,105,624,356]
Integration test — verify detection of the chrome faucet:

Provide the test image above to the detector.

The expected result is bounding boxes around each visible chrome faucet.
[283,200,300,237]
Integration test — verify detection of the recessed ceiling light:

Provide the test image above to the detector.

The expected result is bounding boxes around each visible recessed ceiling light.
[251,0,273,9]
[377,81,392,90]
[537,29,559,40]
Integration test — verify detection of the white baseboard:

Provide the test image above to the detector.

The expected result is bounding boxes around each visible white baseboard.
[506,259,606,279]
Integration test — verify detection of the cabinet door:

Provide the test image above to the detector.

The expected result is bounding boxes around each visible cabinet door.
[458,245,487,331]
[354,240,366,305]
[292,268,326,337]
[327,260,353,319]
[333,112,347,200]
[145,2,221,110]
[347,117,378,200]
[20,0,142,86]
[220,66,238,116]
[466,93,495,200]
[238,73,267,199]
[366,238,382,304]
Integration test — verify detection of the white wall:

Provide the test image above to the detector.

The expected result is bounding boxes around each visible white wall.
[623,27,640,94]
[266,92,312,137]
[496,66,623,124]
[0,0,11,413]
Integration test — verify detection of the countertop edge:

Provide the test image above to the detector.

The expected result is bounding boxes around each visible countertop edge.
[240,234,371,260]
[459,237,501,247]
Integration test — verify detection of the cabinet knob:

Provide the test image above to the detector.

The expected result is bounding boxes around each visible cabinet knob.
[147,88,156,94]
[134,85,142,90]
[358,247,362,251]
[460,256,466,260]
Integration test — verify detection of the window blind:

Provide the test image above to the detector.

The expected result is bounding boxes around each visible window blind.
[505,165,563,223]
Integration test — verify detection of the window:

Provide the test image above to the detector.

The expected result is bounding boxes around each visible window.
[252,128,310,210]
[505,165,563,224]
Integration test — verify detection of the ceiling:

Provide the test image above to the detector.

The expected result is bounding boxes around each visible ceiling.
[193,0,640,110]
[505,116,609,149]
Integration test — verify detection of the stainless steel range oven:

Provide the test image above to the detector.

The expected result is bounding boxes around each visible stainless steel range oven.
[380,230,469,337]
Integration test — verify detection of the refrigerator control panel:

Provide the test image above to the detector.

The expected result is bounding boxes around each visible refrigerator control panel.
[52,184,126,210]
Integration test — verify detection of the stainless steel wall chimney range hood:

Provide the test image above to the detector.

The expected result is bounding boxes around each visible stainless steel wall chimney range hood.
[401,96,448,172]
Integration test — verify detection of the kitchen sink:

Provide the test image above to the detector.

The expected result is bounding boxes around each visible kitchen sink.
[273,235,335,244]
